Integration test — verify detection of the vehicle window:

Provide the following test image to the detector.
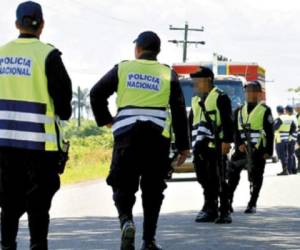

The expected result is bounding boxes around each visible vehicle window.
[214,80,245,111]
[179,78,245,111]
[179,79,194,107]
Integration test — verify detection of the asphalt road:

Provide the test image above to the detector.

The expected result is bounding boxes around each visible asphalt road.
[17,162,300,250]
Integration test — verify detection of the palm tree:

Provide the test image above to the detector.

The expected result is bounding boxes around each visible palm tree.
[288,87,300,93]
[72,86,91,127]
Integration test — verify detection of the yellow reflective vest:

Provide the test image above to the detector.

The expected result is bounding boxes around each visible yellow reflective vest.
[0,38,62,151]
[274,114,293,143]
[238,103,267,149]
[113,59,172,138]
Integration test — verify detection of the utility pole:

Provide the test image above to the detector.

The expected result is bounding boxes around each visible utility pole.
[168,22,205,62]
[77,86,81,127]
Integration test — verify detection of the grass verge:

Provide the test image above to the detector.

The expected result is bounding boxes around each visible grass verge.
[60,135,112,185]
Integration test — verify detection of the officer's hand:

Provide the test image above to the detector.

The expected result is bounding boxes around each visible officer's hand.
[106,123,112,128]
[176,150,190,166]
[263,154,269,160]
[222,143,231,155]
[239,144,247,153]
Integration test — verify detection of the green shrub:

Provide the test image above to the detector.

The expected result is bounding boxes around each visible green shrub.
[60,119,114,184]
[64,119,109,139]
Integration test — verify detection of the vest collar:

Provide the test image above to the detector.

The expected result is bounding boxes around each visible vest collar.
[244,102,263,115]
[135,59,158,65]
[14,38,40,44]
[202,87,218,102]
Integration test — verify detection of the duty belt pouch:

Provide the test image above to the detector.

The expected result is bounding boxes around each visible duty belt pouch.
[57,140,70,174]
[166,151,178,180]
[55,121,70,174]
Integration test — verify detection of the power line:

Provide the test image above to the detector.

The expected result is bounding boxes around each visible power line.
[67,0,133,24]
[168,22,205,62]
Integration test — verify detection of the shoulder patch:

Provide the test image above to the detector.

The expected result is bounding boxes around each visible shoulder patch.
[118,60,130,67]
[47,43,55,48]
[215,87,224,95]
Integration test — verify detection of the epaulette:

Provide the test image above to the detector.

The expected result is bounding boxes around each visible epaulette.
[47,43,55,48]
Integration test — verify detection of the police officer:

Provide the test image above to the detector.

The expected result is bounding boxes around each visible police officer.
[274,105,291,175]
[285,105,298,174]
[228,81,274,214]
[189,67,234,224]
[294,103,300,172]
[0,2,72,250]
[90,31,190,250]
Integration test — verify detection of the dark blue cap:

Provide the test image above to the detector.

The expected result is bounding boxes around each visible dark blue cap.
[245,81,262,92]
[16,1,43,28]
[276,105,284,113]
[190,67,214,80]
[285,105,294,113]
[133,31,161,52]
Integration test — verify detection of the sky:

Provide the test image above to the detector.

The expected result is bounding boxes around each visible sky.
[1,0,300,112]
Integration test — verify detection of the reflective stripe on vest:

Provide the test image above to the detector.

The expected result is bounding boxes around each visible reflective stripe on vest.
[0,100,56,150]
[279,132,290,141]
[275,115,294,142]
[0,38,60,151]
[191,123,214,148]
[112,108,168,136]
[0,111,52,124]
[240,131,263,144]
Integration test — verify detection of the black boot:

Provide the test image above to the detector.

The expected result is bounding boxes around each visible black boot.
[121,220,136,250]
[30,243,48,250]
[195,210,218,223]
[244,204,256,214]
[140,240,162,250]
[195,199,218,223]
[277,167,289,176]
[291,169,297,175]
[215,212,232,224]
